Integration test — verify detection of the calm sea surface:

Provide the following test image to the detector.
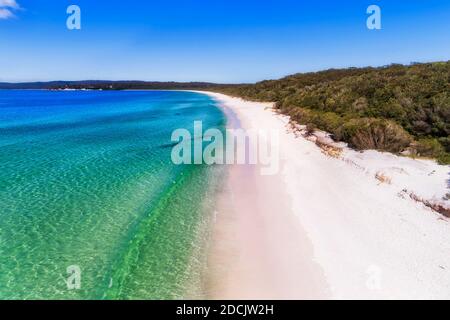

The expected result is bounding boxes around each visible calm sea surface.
[0,90,225,299]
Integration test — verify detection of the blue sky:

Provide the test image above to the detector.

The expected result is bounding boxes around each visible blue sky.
[1,0,450,83]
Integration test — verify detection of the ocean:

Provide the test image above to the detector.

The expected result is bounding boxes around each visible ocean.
[0,90,225,299]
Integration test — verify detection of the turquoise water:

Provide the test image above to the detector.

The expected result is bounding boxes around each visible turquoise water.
[0,90,225,299]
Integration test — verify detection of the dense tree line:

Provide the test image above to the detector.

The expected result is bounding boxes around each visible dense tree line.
[215,62,450,164]
[0,81,228,90]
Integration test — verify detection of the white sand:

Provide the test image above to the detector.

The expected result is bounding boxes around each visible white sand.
[197,91,450,300]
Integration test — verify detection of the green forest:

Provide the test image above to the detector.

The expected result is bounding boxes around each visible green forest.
[216,62,450,164]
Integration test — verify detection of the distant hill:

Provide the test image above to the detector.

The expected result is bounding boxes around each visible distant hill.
[215,62,450,164]
[0,80,228,90]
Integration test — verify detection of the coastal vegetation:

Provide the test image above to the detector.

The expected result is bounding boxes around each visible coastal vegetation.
[2,62,448,164]
[215,62,450,164]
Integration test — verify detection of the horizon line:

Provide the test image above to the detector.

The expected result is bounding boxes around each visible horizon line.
[1,59,448,85]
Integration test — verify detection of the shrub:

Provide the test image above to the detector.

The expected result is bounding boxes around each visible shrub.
[407,138,450,164]
[305,123,316,136]
[411,138,445,158]
[338,118,413,152]
[438,137,450,153]
[437,153,450,165]
[315,112,344,134]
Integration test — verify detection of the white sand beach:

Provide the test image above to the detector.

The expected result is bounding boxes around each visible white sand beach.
[199,91,450,300]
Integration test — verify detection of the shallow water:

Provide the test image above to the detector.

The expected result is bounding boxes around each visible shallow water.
[0,90,225,299]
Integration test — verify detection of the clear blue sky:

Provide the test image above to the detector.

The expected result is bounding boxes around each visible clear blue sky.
[1,0,450,83]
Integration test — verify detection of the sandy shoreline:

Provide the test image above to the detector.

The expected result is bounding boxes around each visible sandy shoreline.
[203,99,329,299]
[196,91,450,299]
